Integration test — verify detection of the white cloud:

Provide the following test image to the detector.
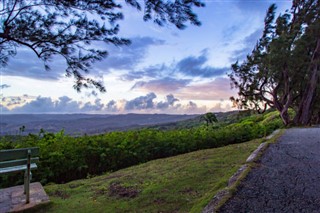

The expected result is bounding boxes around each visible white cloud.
[177,77,237,101]
[3,93,216,114]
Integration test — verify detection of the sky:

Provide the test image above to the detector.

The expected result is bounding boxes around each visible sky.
[0,0,292,114]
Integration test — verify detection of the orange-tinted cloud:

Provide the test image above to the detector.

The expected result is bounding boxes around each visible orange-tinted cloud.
[176,77,237,101]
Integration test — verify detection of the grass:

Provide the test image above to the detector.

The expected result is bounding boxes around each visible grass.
[33,139,262,213]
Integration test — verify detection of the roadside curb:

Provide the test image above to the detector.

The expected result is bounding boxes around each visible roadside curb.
[202,129,283,213]
[246,142,267,163]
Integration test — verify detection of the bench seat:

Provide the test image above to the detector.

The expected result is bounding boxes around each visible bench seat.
[0,163,38,174]
[0,147,39,204]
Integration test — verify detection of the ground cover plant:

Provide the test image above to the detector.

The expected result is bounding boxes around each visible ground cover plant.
[31,138,262,213]
[0,111,283,187]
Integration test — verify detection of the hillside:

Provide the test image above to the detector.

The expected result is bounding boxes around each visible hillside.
[0,110,284,212]
[0,111,252,136]
[33,138,262,213]
[0,110,283,187]
[147,110,252,130]
[0,114,198,135]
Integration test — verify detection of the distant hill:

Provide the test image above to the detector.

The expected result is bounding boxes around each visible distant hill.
[0,114,199,136]
[147,110,250,130]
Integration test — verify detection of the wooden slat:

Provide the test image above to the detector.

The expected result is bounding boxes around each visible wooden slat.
[0,163,37,174]
[0,157,39,168]
[0,147,39,161]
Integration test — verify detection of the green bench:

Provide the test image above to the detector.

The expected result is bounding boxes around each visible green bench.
[0,147,39,203]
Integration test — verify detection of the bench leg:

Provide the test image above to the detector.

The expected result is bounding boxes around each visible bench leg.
[24,171,31,203]
[25,150,32,204]
[24,171,27,194]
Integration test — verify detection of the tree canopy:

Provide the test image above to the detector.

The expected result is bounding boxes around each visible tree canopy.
[229,0,320,126]
[200,112,218,127]
[0,0,204,91]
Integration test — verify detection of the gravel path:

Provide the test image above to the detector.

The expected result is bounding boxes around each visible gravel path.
[219,128,320,213]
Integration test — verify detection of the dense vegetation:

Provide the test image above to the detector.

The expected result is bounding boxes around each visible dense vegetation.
[230,0,320,125]
[36,138,263,213]
[0,111,283,187]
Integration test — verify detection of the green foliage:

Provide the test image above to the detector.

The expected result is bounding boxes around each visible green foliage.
[0,111,283,187]
[200,112,218,127]
[148,110,258,131]
[36,139,262,213]
[230,0,320,125]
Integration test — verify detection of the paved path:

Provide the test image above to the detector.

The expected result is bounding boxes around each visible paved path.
[0,182,50,212]
[219,128,320,213]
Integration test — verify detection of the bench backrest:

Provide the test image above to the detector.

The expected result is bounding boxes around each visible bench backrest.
[0,147,39,169]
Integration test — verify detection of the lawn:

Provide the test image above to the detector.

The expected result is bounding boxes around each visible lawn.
[34,138,262,213]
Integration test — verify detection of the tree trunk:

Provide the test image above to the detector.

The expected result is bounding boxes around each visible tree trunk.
[272,67,292,126]
[280,108,291,126]
[273,94,291,126]
[294,38,320,125]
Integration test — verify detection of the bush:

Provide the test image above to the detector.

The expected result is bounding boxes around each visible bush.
[0,111,283,187]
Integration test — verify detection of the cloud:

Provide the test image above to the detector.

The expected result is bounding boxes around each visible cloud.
[3,48,66,80]
[11,96,79,113]
[131,77,191,94]
[120,49,228,83]
[6,97,23,106]
[123,92,206,113]
[96,36,165,72]
[230,28,263,62]
[235,0,274,12]
[91,90,98,97]
[19,96,120,113]
[181,101,206,114]
[0,104,10,113]
[187,101,197,109]
[176,50,229,78]
[9,96,107,113]
[2,36,165,81]
[209,102,233,112]
[105,100,119,112]
[0,84,10,89]
[177,77,237,101]
[4,92,222,114]
[222,25,241,41]
[156,94,179,109]
[84,90,99,98]
[131,77,236,102]
[1,96,27,107]
[81,99,105,112]
[120,63,169,81]
[124,92,157,110]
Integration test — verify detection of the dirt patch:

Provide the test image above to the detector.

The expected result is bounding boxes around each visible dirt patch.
[109,182,139,198]
[94,188,107,196]
[50,190,70,199]
[154,198,166,204]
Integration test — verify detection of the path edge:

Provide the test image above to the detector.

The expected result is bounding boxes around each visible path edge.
[202,129,284,213]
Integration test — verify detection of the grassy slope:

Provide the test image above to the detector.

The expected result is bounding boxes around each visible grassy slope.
[35,138,262,213]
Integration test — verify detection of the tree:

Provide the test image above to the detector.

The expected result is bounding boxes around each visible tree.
[19,125,25,135]
[0,0,204,91]
[229,0,320,126]
[200,112,218,127]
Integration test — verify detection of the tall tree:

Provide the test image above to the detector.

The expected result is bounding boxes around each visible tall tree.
[229,0,320,126]
[0,0,204,91]
[200,112,218,127]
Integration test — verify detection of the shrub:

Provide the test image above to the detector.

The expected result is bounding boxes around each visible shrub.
[0,111,282,187]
